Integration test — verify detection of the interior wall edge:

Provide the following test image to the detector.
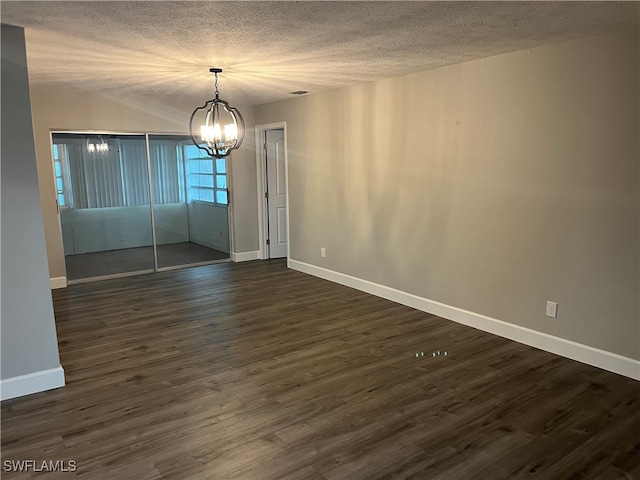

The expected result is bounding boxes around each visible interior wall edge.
[49,276,67,289]
[288,259,640,381]
[0,365,65,401]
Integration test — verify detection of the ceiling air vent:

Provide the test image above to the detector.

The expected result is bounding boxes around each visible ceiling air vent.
[290,90,309,95]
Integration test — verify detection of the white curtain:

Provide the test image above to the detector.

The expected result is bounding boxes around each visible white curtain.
[65,142,125,209]
[55,136,187,209]
[150,141,182,204]
[119,139,150,206]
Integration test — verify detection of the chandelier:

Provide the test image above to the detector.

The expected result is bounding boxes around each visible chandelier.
[189,68,245,157]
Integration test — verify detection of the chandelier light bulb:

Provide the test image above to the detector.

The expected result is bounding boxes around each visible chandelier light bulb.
[200,125,214,143]
[224,123,237,140]
[212,123,222,141]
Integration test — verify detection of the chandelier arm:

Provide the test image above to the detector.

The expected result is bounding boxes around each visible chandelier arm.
[213,102,220,131]
[189,101,217,157]
[217,100,245,155]
[229,107,245,147]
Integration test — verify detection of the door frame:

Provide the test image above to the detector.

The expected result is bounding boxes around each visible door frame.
[254,122,289,260]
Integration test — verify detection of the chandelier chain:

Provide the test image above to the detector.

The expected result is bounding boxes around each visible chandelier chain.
[214,72,219,98]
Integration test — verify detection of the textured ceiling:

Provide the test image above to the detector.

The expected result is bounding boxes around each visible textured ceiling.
[2,1,638,106]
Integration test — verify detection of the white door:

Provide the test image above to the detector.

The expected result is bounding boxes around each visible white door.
[265,129,287,258]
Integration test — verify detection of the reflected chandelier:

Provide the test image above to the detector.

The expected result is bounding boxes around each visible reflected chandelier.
[86,135,109,154]
[189,68,245,158]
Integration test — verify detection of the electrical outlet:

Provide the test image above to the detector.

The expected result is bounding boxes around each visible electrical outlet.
[546,301,558,318]
[320,247,326,258]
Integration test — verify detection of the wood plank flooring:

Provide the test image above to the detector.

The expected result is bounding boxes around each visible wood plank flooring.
[2,260,639,479]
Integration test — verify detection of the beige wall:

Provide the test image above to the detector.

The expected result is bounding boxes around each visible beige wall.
[30,85,258,279]
[255,29,640,360]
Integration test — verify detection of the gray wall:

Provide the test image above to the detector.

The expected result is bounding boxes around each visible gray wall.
[188,202,230,253]
[255,29,640,360]
[1,24,63,379]
[29,86,259,280]
[227,106,259,255]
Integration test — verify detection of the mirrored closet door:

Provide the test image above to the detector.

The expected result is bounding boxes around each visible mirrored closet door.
[148,134,230,270]
[52,132,230,283]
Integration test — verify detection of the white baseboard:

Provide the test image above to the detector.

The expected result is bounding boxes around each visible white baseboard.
[288,259,640,381]
[1,365,65,401]
[232,251,260,262]
[50,276,67,289]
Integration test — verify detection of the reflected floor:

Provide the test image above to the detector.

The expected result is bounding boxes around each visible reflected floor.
[65,242,229,281]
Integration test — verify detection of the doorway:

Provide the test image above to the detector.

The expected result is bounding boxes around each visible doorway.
[52,132,231,283]
[256,124,288,259]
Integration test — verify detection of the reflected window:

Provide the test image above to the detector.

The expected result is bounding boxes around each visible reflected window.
[52,144,70,207]
[184,145,228,206]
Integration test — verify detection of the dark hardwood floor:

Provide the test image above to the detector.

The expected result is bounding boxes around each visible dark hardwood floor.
[2,260,639,479]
